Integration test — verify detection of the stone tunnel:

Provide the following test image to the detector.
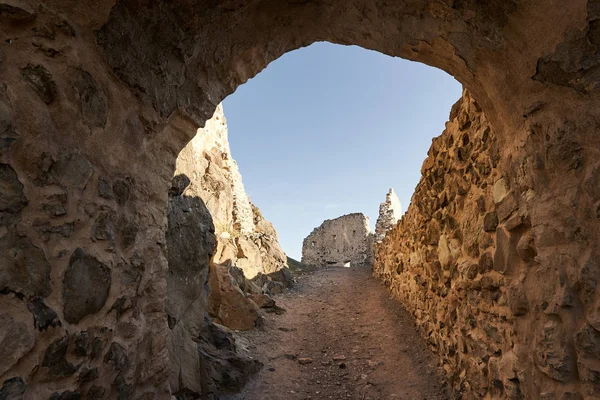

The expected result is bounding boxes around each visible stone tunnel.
[1,0,600,398]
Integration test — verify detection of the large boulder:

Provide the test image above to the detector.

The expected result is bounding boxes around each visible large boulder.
[207,264,259,331]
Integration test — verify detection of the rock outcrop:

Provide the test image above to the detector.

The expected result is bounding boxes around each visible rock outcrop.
[207,264,260,331]
[165,105,292,395]
[1,1,599,398]
[375,188,402,241]
[174,105,288,280]
[302,213,374,267]
[166,173,261,397]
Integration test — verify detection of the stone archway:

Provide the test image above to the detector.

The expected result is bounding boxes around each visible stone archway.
[0,0,599,398]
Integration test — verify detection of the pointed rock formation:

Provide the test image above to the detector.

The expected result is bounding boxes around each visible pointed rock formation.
[164,105,290,396]
[173,104,288,279]
[375,188,402,241]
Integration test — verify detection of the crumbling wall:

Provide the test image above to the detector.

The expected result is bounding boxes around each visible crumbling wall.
[374,89,597,399]
[375,188,402,241]
[302,213,373,267]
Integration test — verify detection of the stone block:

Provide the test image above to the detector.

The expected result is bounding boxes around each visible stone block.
[493,227,518,274]
[493,178,508,203]
[496,193,518,222]
[483,211,498,232]
[63,249,111,324]
[516,232,537,262]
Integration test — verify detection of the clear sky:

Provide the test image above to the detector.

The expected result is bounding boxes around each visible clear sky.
[223,42,462,260]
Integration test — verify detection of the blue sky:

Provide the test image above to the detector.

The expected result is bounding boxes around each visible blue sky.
[223,42,461,260]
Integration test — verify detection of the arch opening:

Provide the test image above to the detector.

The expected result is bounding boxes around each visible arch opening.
[165,40,496,397]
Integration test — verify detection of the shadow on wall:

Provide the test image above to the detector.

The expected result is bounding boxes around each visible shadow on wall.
[165,174,261,397]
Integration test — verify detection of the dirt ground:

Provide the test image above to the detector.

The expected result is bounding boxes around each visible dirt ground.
[226,267,451,400]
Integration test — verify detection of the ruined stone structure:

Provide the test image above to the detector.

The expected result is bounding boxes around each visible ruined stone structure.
[1,0,600,398]
[301,213,374,268]
[375,188,402,241]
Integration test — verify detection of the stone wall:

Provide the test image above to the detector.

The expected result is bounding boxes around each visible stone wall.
[374,89,597,399]
[375,188,402,241]
[0,7,179,398]
[302,213,373,267]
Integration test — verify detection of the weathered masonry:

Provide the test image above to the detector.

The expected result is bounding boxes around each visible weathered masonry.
[375,188,402,241]
[302,213,373,268]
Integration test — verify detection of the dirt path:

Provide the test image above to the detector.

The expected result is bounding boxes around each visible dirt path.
[227,267,451,400]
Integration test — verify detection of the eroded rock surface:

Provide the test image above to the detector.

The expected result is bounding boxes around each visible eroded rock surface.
[165,105,292,395]
[174,105,288,279]
[166,171,262,397]
[0,297,36,376]
[302,213,374,268]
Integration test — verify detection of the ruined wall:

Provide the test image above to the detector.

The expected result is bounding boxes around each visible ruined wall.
[375,188,402,241]
[374,89,596,399]
[302,213,373,267]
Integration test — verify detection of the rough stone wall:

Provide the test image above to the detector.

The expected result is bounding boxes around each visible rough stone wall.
[173,104,288,279]
[0,7,178,398]
[375,188,402,241]
[374,89,597,399]
[302,213,374,267]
